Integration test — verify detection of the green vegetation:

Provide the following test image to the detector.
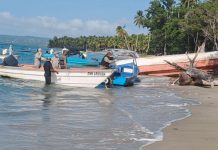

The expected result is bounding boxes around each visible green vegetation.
[48,34,150,53]
[49,0,218,55]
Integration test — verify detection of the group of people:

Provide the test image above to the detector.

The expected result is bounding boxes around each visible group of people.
[34,48,69,84]
[34,48,68,69]
[33,47,115,85]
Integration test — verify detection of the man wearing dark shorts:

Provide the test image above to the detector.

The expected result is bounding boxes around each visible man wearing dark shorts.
[43,58,58,84]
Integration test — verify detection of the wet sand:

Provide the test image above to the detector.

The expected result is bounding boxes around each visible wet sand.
[144,85,218,150]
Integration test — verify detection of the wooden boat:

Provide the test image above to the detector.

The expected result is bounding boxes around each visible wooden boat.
[116,51,218,76]
[0,64,114,88]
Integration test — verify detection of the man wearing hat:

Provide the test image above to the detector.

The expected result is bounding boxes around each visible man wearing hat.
[100,51,115,69]
[43,58,59,85]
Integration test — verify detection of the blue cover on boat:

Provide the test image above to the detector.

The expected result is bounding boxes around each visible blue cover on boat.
[43,54,54,59]
[112,63,139,86]
[67,56,100,66]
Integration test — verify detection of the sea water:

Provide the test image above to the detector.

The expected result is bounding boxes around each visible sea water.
[0,44,198,150]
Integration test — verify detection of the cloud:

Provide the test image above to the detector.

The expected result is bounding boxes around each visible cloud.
[0,11,122,38]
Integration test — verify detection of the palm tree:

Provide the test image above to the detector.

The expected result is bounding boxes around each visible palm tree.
[181,0,198,8]
[134,10,145,52]
[134,10,152,54]
[116,26,130,50]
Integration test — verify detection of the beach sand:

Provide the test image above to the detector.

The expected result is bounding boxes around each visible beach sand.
[143,85,218,150]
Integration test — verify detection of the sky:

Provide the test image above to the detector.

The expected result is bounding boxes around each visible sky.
[0,0,150,38]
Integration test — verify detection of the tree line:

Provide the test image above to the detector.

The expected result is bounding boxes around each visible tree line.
[48,33,150,54]
[48,0,218,55]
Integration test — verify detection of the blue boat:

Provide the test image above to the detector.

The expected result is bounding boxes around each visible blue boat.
[43,53,54,59]
[43,52,102,66]
[113,63,139,86]
[101,49,140,87]
[67,54,100,66]
[104,61,139,87]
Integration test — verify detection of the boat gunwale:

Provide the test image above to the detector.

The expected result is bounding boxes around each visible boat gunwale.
[0,64,114,73]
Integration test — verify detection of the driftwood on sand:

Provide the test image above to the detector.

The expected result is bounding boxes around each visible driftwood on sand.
[165,41,218,87]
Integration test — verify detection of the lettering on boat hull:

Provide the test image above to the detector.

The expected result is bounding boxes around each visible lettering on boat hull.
[87,72,106,76]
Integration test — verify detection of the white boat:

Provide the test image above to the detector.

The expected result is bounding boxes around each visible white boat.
[0,64,114,88]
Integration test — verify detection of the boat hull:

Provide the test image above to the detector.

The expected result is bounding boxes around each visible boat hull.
[0,65,114,88]
[116,51,218,76]
[138,59,218,76]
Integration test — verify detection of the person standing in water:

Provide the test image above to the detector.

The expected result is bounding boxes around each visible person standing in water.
[51,52,60,69]
[34,48,43,68]
[59,48,68,69]
[43,58,59,85]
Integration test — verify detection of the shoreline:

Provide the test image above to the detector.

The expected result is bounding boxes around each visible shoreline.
[143,85,218,150]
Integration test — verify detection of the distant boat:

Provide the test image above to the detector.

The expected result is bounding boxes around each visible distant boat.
[116,51,218,76]
[0,64,114,88]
